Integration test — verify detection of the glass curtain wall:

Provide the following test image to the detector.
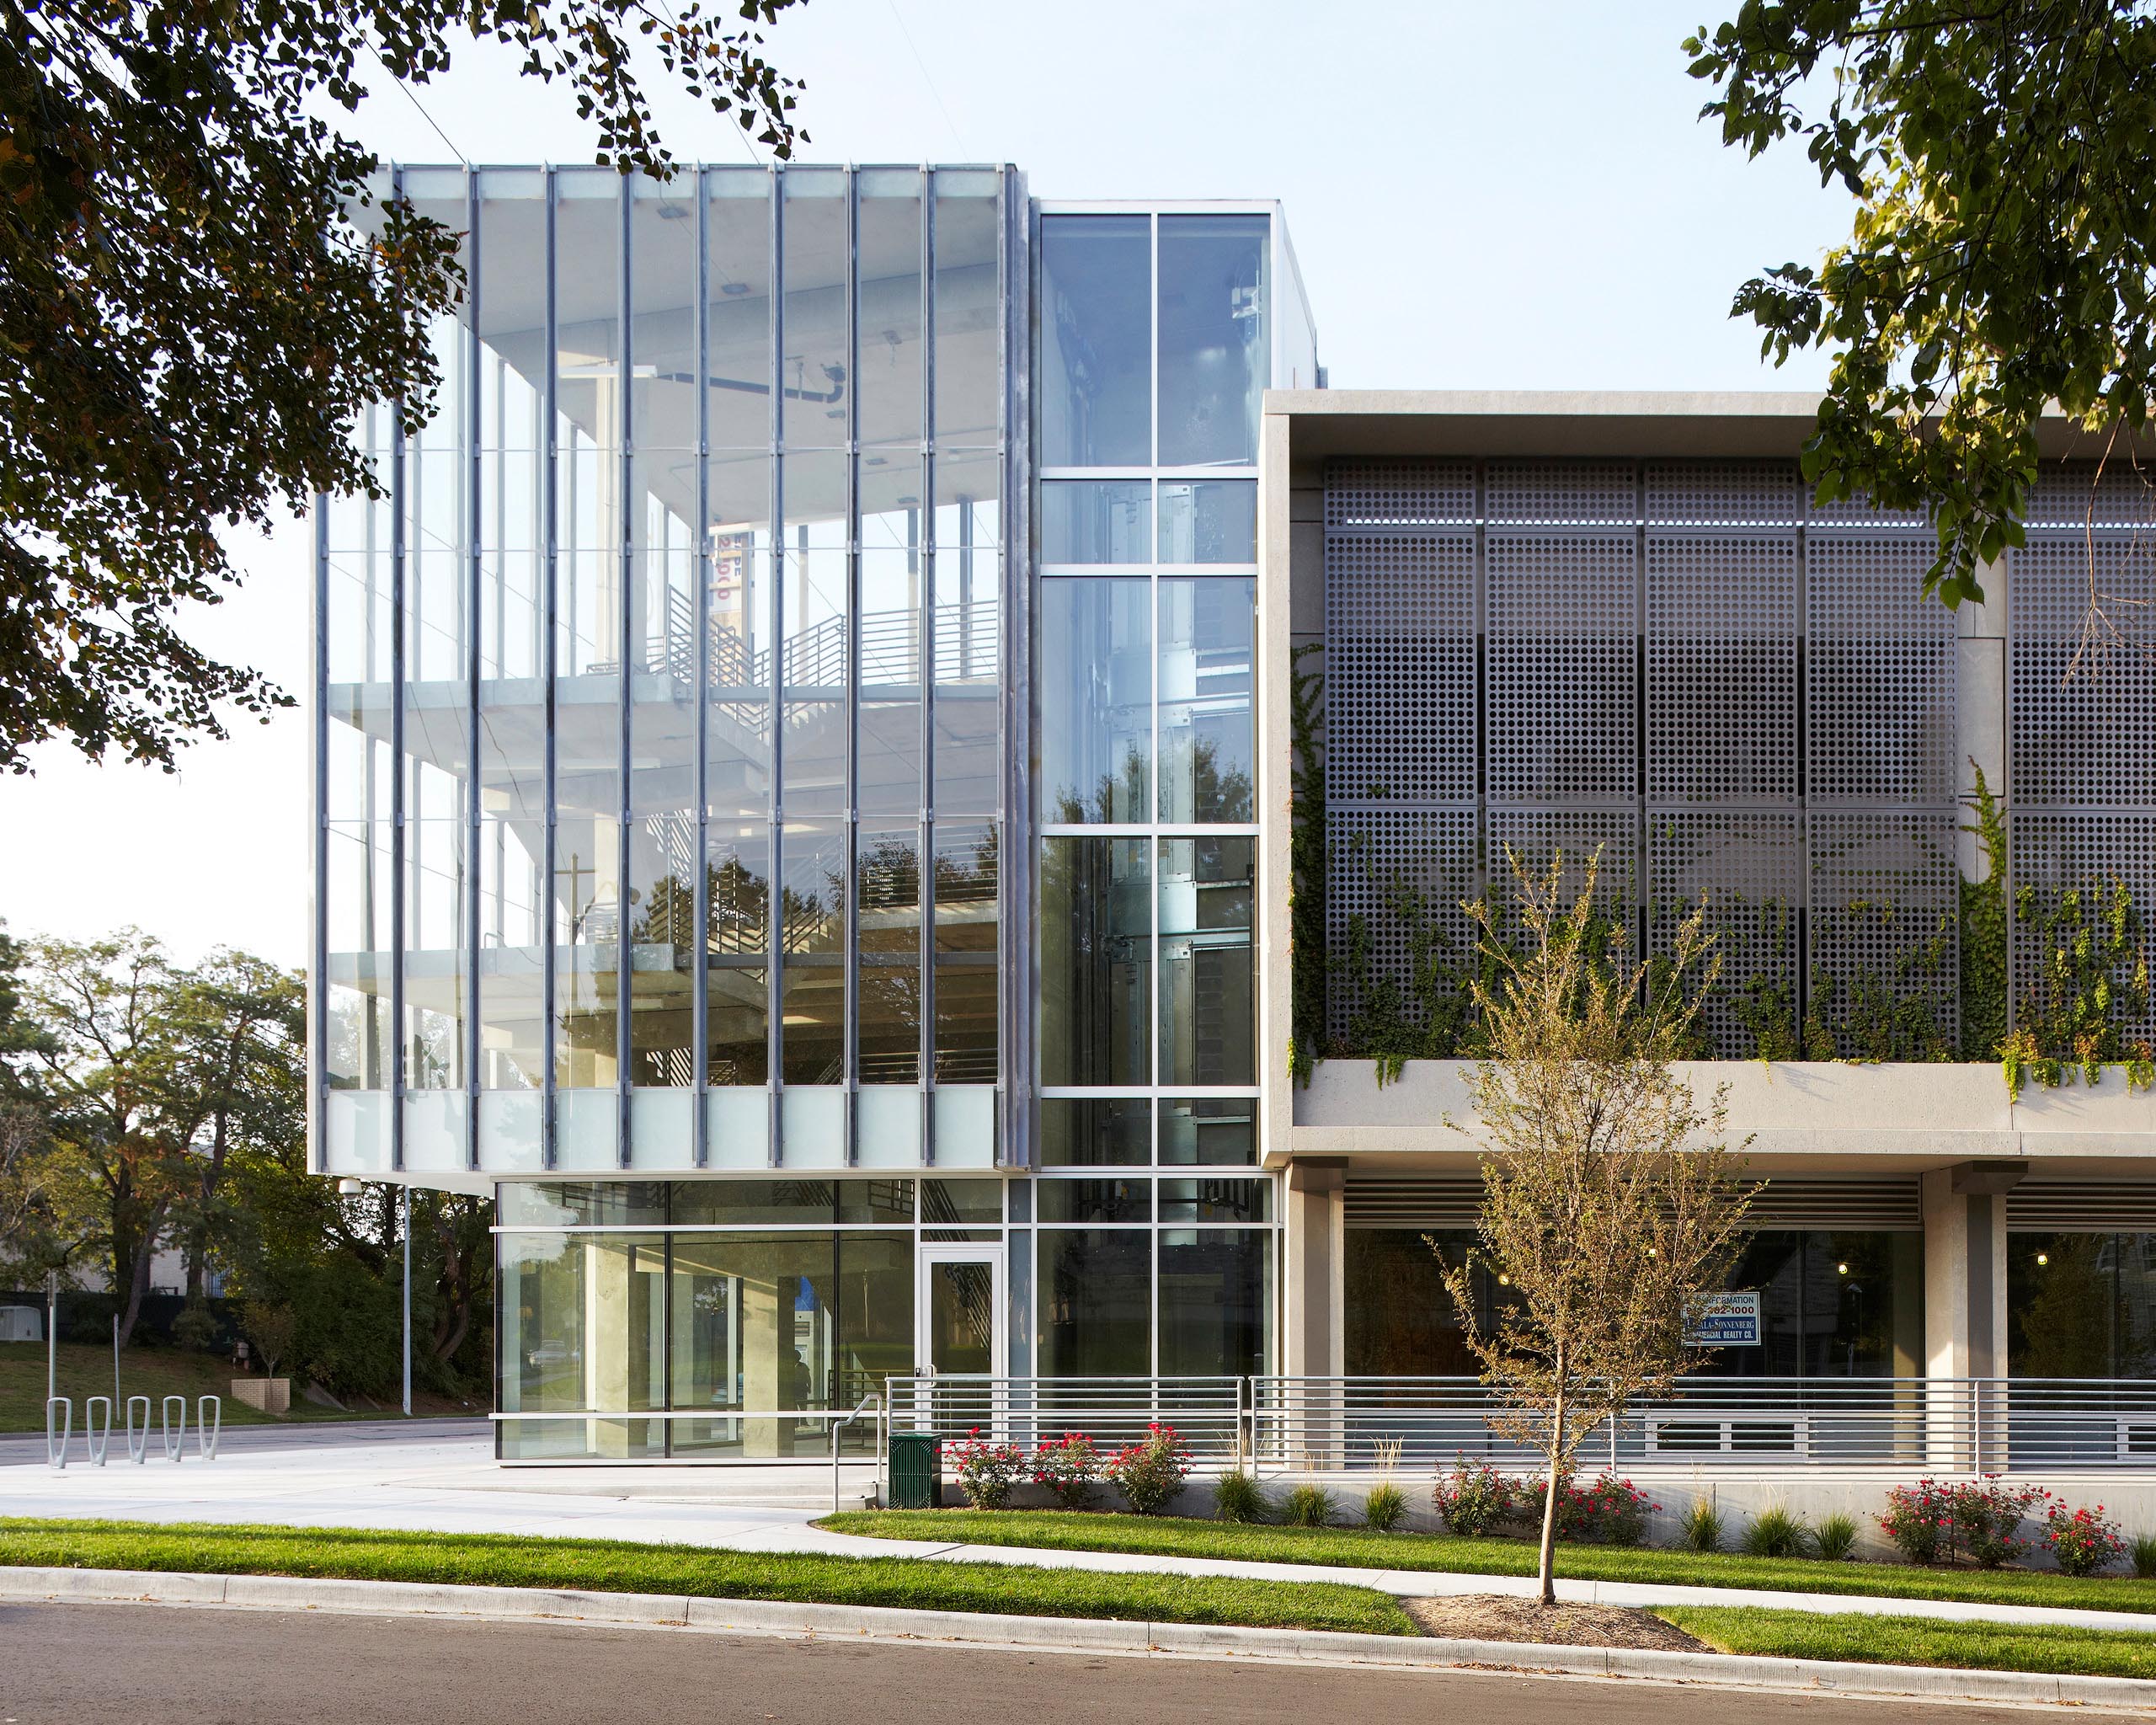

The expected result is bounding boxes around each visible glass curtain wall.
[318,165,1012,1180]
[1036,210,1271,1370]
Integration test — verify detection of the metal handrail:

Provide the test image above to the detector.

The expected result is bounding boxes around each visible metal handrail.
[830,1391,878,1514]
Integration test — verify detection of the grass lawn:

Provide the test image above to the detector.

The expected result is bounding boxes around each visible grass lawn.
[0,1343,477,1432]
[1660,1605,2156,1681]
[819,1509,2156,1616]
[0,1517,1415,1637]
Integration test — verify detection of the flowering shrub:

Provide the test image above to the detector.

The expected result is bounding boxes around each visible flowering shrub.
[1031,1433,1101,1509]
[1953,1479,2047,1568]
[944,1429,1027,1509]
[1432,1458,1518,1537]
[1104,1423,1191,1515]
[1879,1478,2046,1567]
[1578,1474,1658,1546]
[2046,1501,2127,1577]
[1879,1479,1954,1564]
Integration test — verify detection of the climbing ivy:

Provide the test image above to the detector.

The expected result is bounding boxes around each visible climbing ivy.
[1288,643,1327,1087]
[1286,669,2156,1097]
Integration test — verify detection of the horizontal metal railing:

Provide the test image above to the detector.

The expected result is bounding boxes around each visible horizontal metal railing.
[1249,1377,2156,1475]
[880,1375,1246,1463]
[490,1376,2156,1473]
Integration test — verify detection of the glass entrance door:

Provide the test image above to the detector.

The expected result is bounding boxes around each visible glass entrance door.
[917,1246,1004,1432]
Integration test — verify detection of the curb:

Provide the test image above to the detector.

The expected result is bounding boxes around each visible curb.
[3,1567,2153,1711]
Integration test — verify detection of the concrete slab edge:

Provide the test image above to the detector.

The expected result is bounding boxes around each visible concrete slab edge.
[2,1567,2150,1712]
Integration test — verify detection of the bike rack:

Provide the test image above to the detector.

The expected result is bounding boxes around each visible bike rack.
[84,1396,112,1466]
[45,1397,70,1469]
[125,1396,151,1464]
[197,1396,221,1461]
[160,1395,186,1462]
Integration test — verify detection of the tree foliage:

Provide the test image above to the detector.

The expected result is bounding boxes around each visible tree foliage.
[0,1,806,773]
[1444,848,1754,1605]
[1687,1,2156,610]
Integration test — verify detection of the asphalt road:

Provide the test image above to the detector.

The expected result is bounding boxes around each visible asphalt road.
[3,1601,2140,1725]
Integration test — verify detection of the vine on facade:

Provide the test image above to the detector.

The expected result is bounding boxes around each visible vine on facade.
[1286,667,2156,1095]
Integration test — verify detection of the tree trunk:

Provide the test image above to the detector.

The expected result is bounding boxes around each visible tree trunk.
[116,1197,168,1350]
[1538,1385,1566,1606]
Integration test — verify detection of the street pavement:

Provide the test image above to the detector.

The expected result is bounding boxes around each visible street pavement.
[7,1599,2129,1725]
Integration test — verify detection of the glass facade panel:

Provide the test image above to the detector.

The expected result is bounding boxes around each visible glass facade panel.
[705,170,773,451]
[856,820,921,1083]
[1158,479,1257,563]
[1159,1230,1272,1377]
[780,168,849,450]
[1042,480,1150,564]
[932,174,1001,447]
[1158,578,1254,823]
[1158,1096,1257,1165]
[1038,1229,1150,1376]
[1039,215,1150,467]
[321,164,1011,1181]
[1040,580,1150,825]
[1040,837,1150,1087]
[475,174,547,1092]
[1040,1097,1150,1166]
[2010,1233,2156,1378]
[1156,214,1266,468]
[856,169,924,449]
[778,450,849,815]
[1157,836,1255,1087]
[1038,1178,1150,1224]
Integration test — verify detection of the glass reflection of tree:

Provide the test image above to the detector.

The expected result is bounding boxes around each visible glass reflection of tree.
[2017,1235,2113,1377]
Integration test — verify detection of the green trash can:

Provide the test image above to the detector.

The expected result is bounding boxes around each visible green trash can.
[888,1431,941,1509]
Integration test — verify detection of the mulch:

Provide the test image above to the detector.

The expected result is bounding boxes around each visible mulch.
[1402,1592,1708,1652]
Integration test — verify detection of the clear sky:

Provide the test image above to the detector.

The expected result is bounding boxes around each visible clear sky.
[0,0,1848,969]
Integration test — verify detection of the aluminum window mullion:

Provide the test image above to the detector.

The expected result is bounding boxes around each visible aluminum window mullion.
[691,171,712,1169]
[919,168,937,1164]
[389,163,408,1178]
[464,168,483,1171]
[843,167,862,1166]
[766,169,786,1169]
[541,169,560,1171]
[616,180,636,1171]
[1003,168,1031,1172]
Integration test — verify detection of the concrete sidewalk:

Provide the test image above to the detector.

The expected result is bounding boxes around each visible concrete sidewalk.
[8,1426,2156,1633]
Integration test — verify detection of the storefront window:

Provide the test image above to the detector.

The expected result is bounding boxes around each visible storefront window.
[2010,1233,2156,1377]
[1344,1227,1919,1380]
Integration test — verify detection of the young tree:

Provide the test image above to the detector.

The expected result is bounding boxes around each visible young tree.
[1686,3,2156,622]
[1444,850,1754,1605]
[2,2,807,775]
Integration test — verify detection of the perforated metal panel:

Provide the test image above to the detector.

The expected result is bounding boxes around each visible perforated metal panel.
[1807,812,1959,1056]
[1645,460,1801,527]
[1646,533,1797,804]
[1324,807,1478,1043]
[2010,534,2156,807]
[1807,530,1956,805]
[1486,459,1636,525]
[2009,812,2156,1047]
[1325,458,1476,527]
[1649,812,1804,1058]
[1805,487,1929,528]
[1486,809,1637,911]
[1324,530,1476,804]
[2027,461,2156,529]
[1486,531,1636,804]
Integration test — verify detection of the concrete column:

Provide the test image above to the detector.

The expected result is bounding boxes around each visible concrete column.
[1924,1162,2020,1469]
[584,1236,634,1457]
[1284,1160,1344,1377]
